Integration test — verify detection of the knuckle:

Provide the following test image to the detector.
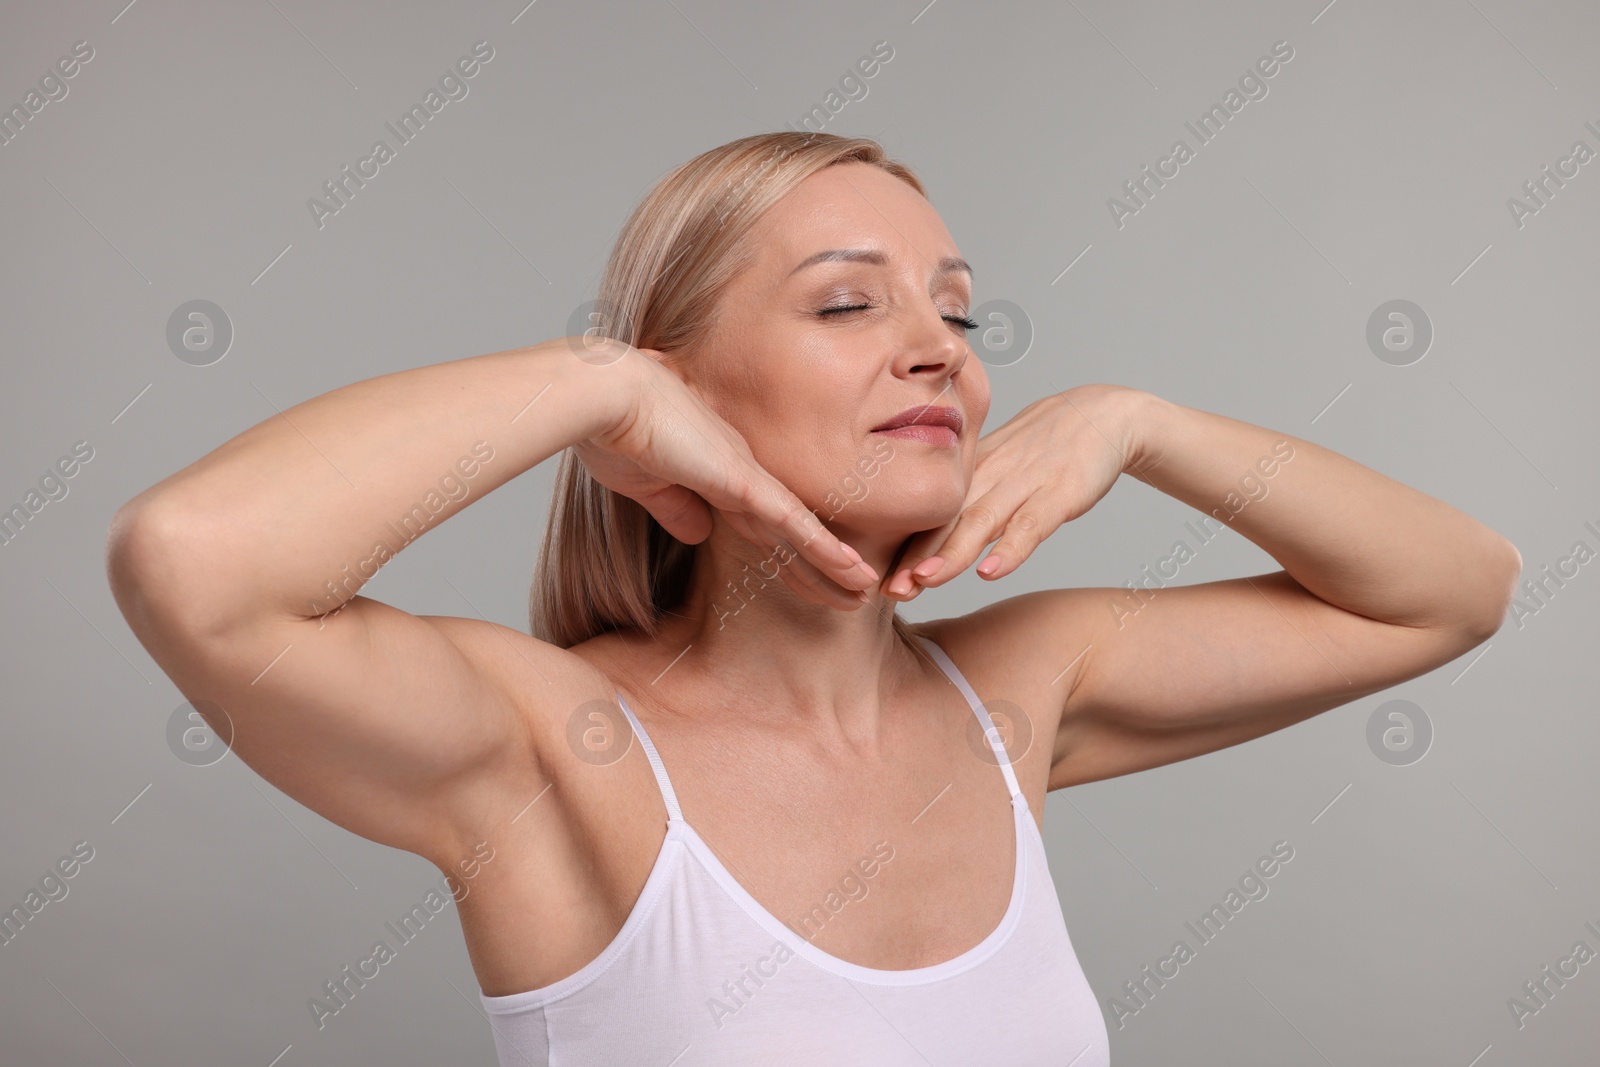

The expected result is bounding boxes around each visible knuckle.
[961,502,998,529]
[731,477,764,512]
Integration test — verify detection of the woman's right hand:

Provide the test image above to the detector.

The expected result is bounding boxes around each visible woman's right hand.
[572,339,879,611]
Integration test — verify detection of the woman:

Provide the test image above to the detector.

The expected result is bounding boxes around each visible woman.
[106,132,1520,1065]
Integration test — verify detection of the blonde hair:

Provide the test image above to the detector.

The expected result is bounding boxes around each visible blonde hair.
[530,131,926,650]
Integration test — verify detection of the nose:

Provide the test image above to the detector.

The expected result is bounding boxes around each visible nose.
[898,303,970,381]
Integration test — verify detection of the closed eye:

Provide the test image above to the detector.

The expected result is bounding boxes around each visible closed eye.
[818,304,979,331]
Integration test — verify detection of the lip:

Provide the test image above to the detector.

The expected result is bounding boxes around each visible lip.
[870,405,963,435]
[874,424,959,446]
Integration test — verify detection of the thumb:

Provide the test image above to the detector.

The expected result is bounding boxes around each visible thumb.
[635,483,714,545]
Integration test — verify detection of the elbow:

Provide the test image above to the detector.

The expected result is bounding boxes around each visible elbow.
[107,494,188,583]
[1464,537,1524,643]
[106,498,178,625]
[105,495,221,639]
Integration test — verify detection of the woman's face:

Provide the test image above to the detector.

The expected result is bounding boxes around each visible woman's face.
[674,161,990,546]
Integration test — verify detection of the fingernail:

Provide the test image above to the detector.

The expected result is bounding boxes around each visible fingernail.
[840,542,863,564]
[977,554,1001,576]
[888,571,912,596]
[912,556,943,579]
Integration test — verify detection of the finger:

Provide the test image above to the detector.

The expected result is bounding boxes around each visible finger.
[881,528,951,600]
[735,468,878,589]
[885,461,1012,596]
[634,484,714,545]
[704,530,842,613]
[907,498,1010,588]
[674,405,878,588]
[717,514,859,612]
[729,535,863,611]
[687,453,875,590]
[626,373,877,586]
[717,506,768,549]
[777,547,871,612]
[973,503,1054,580]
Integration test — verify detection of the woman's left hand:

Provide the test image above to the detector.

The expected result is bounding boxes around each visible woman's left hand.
[881,383,1149,600]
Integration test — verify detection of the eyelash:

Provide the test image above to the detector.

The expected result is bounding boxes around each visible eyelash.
[818,303,980,331]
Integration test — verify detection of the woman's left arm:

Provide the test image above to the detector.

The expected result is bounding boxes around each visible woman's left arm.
[888,385,1523,787]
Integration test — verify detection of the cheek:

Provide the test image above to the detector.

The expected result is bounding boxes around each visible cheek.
[961,390,991,466]
[964,365,992,423]
[723,387,833,490]
[709,338,896,501]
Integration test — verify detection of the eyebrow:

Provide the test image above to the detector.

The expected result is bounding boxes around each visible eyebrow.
[787,247,973,282]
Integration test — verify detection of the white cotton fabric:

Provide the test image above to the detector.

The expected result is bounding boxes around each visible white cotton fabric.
[479,636,1111,1066]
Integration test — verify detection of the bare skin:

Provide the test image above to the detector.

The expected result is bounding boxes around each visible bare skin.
[106,161,1521,999]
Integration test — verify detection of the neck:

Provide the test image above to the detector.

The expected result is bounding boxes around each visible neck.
[627,517,925,746]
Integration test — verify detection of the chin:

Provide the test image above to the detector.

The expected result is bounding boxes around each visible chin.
[820,486,967,540]
[792,448,967,529]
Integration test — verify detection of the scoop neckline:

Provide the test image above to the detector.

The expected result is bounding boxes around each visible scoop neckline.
[675,794,1030,986]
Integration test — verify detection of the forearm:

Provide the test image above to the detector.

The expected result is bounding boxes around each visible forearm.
[109,338,633,630]
[1119,390,1521,633]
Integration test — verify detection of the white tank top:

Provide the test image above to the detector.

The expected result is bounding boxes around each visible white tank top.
[478,636,1111,1065]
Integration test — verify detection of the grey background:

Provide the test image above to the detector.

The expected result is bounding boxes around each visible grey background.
[2,0,1596,1064]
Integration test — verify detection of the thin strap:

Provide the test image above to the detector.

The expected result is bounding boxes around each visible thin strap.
[916,636,1023,799]
[614,691,683,823]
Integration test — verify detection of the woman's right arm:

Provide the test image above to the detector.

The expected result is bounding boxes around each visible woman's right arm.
[105,338,875,867]
[106,340,636,865]
[106,335,883,876]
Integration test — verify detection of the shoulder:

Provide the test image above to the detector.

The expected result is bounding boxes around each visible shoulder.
[907,588,1105,782]
[909,587,1102,695]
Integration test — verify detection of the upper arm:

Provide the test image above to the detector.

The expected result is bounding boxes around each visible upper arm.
[965,572,1504,792]
[107,502,581,862]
